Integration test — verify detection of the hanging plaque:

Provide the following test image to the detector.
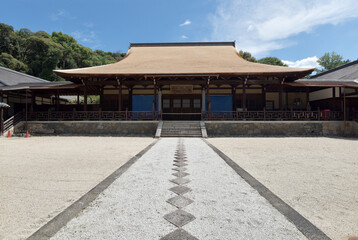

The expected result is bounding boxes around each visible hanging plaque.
[170,85,193,94]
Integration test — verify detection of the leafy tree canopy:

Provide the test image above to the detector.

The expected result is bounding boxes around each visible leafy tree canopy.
[0,22,124,81]
[238,50,256,62]
[317,52,350,73]
[238,50,287,67]
[257,57,288,67]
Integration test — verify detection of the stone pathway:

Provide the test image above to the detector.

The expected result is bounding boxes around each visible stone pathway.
[51,138,308,240]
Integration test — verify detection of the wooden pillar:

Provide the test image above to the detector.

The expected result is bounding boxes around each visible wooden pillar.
[0,108,3,134]
[30,91,35,112]
[77,90,80,106]
[343,87,346,121]
[206,84,210,113]
[242,83,246,111]
[153,83,157,113]
[158,87,162,113]
[84,86,87,111]
[279,83,283,110]
[339,87,343,112]
[25,90,28,125]
[56,89,59,111]
[118,83,122,112]
[332,87,336,110]
[285,88,289,110]
[128,87,133,111]
[99,86,104,110]
[306,87,310,110]
[262,85,266,110]
[201,87,206,112]
[232,86,236,111]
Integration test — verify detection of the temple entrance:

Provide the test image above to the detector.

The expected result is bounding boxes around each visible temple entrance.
[162,94,202,120]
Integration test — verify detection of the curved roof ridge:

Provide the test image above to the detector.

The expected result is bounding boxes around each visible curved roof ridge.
[130,41,235,48]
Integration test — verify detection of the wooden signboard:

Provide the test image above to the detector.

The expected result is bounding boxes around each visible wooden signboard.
[170,85,193,94]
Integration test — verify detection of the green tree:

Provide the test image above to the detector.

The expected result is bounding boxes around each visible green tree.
[238,50,256,62]
[257,57,288,66]
[0,23,16,55]
[317,52,350,73]
[0,53,30,73]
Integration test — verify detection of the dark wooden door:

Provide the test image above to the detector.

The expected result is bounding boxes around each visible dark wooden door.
[162,95,201,120]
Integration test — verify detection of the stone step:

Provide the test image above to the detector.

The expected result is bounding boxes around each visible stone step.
[160,121,202,137]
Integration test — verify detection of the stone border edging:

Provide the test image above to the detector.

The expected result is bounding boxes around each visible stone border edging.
[203,139,331,240]
[27,139,159,240]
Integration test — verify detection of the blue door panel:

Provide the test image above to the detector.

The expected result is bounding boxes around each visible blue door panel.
[210,95,232,111]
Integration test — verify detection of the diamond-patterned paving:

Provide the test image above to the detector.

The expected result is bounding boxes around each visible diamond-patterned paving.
[163,209,196,228]
[162,139,198,239]
[160,228,199,240]
[167,195,194,208]
[169,185,191,195]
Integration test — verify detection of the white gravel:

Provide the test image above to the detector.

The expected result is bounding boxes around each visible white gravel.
[0,136,154,240]
[51,138,307,240]
[183,138,307,240]
[51,138,178,240]
[207,137,358,240]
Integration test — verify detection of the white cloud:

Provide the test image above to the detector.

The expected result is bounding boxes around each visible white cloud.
[180,19,191,27]
[283,56,320,69]
[181,35,188,39]
[72,30,98,45]
[50,10,66,21]
[210,0,358,56]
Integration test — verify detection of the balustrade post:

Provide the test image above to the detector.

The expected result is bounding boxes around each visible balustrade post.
[317,107,320,121]
[264,107,266,121]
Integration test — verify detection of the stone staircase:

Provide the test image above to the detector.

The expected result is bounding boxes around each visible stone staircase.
[159,121,204,137]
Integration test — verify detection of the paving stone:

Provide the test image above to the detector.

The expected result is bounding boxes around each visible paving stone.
[173,162,188,167]
[169,185,192,195]
[167,195,194,208]
[174,159,187,163]
[163,209,196,227]
[160,228,199,240]
[170,177,190,185]
[172,167,187,172]
[172,172,189,177]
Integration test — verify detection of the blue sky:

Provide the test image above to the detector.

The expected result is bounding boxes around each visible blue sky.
[1,0,358,68]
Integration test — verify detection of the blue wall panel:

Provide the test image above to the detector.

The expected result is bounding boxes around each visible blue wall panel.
[132,95,158,111]
[132,95,153,111]
[210,95,232,111]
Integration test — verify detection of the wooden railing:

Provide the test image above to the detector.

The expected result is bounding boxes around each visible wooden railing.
[26,110,351,122]
[203,110,344,121]
[2,112,23,134]
[28,111,158,121]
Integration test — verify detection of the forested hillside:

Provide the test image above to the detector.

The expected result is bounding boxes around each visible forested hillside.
[0,23,125,81]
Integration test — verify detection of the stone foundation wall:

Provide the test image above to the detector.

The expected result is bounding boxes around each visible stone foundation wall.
[205,121,358,137]
[16,121,159,136]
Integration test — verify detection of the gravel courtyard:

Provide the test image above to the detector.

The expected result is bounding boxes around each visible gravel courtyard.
[1,136,357,240]
[0,137,154,240]
[52,138,307,240]
[208,137,358,240]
